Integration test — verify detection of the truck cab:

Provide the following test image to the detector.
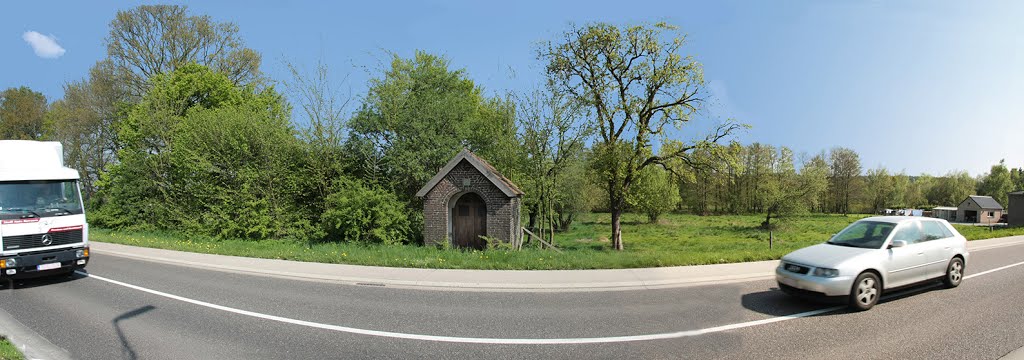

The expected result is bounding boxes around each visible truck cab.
[0,140,89,279]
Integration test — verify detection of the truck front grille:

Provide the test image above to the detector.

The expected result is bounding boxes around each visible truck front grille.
[2,230,83,251]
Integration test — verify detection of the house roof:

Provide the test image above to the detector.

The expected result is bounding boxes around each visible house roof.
[415,149,524,198]
[1009,190,1024,196]
[963,195,1004,210]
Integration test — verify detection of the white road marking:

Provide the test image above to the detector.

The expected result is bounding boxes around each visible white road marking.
[964,260,1024,279]
[75,258,1024,344]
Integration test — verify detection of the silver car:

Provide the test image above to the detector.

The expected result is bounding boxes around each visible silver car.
[776,216,969,310]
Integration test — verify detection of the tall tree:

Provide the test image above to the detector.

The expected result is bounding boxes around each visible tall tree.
[106,4,261,98]
[828,147,862,215]
[927,171,976,206]
[347,51,519,206]
[514,86,590,242]
[864,167,894,213]
[977,159,1013,206]
[760,150,828,229]
[542,22,740,250]
[45,61,127,202]
[0,86,47,140]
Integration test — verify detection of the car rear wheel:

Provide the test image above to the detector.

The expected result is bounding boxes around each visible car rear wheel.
[943,258,964,288]
[849,272,881,311]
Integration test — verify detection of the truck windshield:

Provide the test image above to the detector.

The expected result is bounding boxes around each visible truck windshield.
[0,180,84,220]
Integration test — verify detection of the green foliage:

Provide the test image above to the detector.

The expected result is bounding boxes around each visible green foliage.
[96,64,305,240]
[626,166,680,223]
[44,61,126,203]
[927,171,977,206]
[0,86,47,140]
[321,177,411,245]
[977,159,1013,206]
[348,51,518,202]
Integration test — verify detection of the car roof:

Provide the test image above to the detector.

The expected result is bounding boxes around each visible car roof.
[859,216,946,224]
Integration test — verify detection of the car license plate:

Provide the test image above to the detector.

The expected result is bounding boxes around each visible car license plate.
[778,276,797,287]
[37,263,61,271]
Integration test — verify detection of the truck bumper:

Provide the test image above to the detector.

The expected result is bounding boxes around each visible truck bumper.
[1,247,88,280]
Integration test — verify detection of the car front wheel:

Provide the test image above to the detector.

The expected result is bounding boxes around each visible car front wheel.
[849,272,881,311]
[943,258,964,288]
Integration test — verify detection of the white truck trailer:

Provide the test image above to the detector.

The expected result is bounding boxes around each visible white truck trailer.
[0,140,89,279]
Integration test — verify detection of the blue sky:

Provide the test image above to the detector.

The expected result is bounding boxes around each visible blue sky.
[2,1,1021,177]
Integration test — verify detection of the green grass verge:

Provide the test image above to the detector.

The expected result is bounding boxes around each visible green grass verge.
[90,213,1020,270]
[0,337,24,360]
[952,224,1024,240]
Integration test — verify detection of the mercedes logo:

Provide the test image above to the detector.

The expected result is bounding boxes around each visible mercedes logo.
[41,234,53,246]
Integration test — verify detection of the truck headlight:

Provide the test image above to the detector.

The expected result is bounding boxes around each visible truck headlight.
[0,258,15,269]
[812,267,839,278]
[76,250,85,258]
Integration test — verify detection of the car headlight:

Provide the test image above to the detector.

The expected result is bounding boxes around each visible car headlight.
[812,267,839,278]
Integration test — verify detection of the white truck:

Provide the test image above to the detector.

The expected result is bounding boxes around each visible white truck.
[0,140,89,279]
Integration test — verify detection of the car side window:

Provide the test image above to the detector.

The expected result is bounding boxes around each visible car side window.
[890,222,923,244]
[921,221,950,241]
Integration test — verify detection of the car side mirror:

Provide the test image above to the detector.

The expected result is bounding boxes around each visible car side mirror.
[889,240,907,248]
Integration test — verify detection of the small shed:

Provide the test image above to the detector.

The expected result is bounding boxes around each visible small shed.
[416,149,523,249]
[932,206,957,221]
[956,195,1003,224]
[1008,191,1024,226]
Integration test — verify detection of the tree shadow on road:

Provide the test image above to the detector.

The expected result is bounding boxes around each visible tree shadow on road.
[113,305,156,360]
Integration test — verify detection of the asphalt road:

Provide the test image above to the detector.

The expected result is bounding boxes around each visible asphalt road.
[2,242,1023,360]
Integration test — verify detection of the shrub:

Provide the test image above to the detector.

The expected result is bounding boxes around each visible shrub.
[321,178,411,244]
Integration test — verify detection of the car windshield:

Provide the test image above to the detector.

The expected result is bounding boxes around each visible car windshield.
[0,180,84,220]
[827,221,895,249]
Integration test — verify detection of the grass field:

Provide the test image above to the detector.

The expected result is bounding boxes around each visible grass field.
[0,337,24,360]
[90,213,1021,270]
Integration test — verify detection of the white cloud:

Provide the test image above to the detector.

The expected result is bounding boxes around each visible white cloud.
[22,31,66,59]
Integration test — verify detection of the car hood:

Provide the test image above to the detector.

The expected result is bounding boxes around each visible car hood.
[782,243,876,268]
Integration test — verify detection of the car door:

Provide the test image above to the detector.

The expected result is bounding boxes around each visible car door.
[884,221,927,288]
[919,220,955,278]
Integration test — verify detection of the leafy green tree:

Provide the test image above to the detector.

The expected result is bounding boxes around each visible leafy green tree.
[542,22,740,250]
[45,61,127,202]
[828,147,862,215]
[760,150,828,229]
[347,51,518,203]
[513,86,590,241]
[927,171,976,206]
[166,105,310,239]
[978,160,1013,207]
[626,166,680,223]
[97,64,287,232]
[106,5,262,98]
[904,174,931,208]
[864,167,897,213]
[0,86,47,140]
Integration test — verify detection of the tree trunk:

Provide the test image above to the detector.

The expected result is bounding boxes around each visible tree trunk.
[610,208,623,251]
